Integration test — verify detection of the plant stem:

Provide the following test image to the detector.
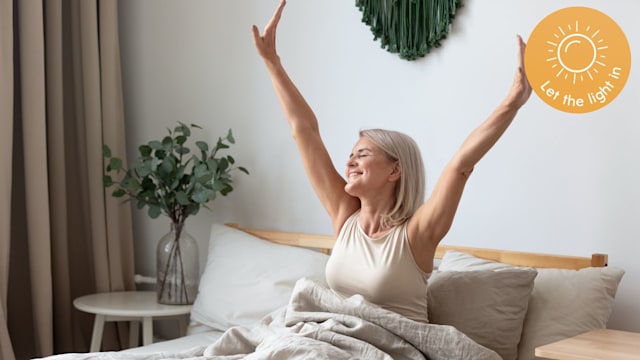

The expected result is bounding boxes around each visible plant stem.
[158,221,190,303]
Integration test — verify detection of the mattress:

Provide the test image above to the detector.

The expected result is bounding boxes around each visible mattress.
[120,330,223,355]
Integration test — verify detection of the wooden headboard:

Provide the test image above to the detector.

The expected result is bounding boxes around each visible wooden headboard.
[227,224,608,270]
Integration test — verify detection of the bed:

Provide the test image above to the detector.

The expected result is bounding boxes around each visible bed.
[42,223,624,360]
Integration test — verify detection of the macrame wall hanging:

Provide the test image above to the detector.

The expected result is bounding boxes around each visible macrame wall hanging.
[356,0,463,61]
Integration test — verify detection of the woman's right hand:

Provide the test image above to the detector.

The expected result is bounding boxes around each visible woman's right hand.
[252,0,286,65]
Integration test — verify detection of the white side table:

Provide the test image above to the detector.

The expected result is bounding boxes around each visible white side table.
[73,291,192,352]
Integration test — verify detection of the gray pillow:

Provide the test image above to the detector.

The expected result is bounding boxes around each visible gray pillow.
[427,268,537,360]
[438,250,625,360]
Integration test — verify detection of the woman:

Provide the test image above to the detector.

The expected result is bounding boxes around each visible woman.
[252,0,532,323]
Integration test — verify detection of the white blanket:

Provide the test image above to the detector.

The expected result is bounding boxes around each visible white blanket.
[41,279,500,360]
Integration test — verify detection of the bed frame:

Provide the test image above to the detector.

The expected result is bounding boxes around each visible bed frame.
[228,224,608,270]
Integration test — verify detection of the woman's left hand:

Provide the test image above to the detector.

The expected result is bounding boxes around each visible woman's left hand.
[503,35,533,110]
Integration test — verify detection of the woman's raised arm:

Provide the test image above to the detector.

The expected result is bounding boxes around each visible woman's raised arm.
[409,35,532,250]
[252,0,359,234]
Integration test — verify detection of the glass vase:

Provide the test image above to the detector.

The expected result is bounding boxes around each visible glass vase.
[156,222,199,305]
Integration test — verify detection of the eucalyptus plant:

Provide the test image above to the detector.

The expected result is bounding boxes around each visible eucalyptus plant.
[103,123,249,304]
[103,122,249,226]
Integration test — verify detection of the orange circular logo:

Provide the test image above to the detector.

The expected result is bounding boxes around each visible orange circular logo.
[525,7,631,113]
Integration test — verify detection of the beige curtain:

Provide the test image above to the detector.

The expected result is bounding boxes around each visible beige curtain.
[0,0,136,358]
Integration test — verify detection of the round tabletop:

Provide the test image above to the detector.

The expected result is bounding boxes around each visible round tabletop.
[73,291,192,317]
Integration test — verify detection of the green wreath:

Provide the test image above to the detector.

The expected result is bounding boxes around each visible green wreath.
[356,0,463,61]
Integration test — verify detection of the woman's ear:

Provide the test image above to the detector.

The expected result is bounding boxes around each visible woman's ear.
[389,162,401,181]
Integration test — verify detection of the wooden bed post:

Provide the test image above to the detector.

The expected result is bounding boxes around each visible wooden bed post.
[591,253,608,267]
[223,224,609,270]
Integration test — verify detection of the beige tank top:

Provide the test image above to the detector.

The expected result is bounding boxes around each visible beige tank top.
[325,211,430,323]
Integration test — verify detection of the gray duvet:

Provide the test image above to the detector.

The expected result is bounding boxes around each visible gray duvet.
[41,278,500,360]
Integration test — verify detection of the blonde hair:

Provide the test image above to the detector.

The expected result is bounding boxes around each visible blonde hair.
[359,129,426,228]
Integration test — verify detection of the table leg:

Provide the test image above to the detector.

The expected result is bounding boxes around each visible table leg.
[142,316,153,345]
[89,314,105,352]
[129,321,140,348]
[178,315,188,336]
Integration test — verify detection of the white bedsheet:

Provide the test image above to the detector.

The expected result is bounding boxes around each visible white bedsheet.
[121,330,223,355]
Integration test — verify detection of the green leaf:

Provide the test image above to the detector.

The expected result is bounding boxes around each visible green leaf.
[176,135,187,145]
[149,140,163,150]
[196,141,208,153]
[125,178,141,193]
[103,175,113,187]
[212,179,230,192]
[141,177,155,189]
[218,172,232,183]
[109,157,122,171]
[226,129,235,144]
[160,156,175,175]
[185,203,200,217]
[176,147,190,155]
[191,189,207,203]
[205,188,217,200]
[136,162,150,177]
[192,187,216,203]
[176,123,191,137]
[148,205,162,218]
[148,158,159,173]
[139,145,152,157]
[171,168,185,188]
[176,191,190,205]
[227,155,235,165]
[215,139,230,151]
[206,158,218,173]
[218,157,229,172]
[162,136,173,149]
[238,166,249,174]
[194,164,208,178]
[112,188,126,197]
[154,149,166,159]
[140,189,157,202]
[221,183,233,196]
[103,145,112,158]
[197,173,213,184]
[120,174,132,187]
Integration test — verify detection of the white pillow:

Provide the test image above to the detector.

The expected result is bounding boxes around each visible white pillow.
[439,250,625,360]
[190,224,329,331]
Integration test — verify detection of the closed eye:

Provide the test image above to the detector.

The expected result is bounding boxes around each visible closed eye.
[349,147,372,160]
[348,154,369,161]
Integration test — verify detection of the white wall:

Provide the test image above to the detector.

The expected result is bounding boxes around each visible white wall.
[118,0,640,331]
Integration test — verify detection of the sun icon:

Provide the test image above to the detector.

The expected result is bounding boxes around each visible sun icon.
[525,6,631,113]
[545,22,608,85]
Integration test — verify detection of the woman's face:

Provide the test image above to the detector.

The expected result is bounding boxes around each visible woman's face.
[344,137,398,197]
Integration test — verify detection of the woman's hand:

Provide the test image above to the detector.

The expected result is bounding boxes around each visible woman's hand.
[503,35,533,110]
[252,0,287,65]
